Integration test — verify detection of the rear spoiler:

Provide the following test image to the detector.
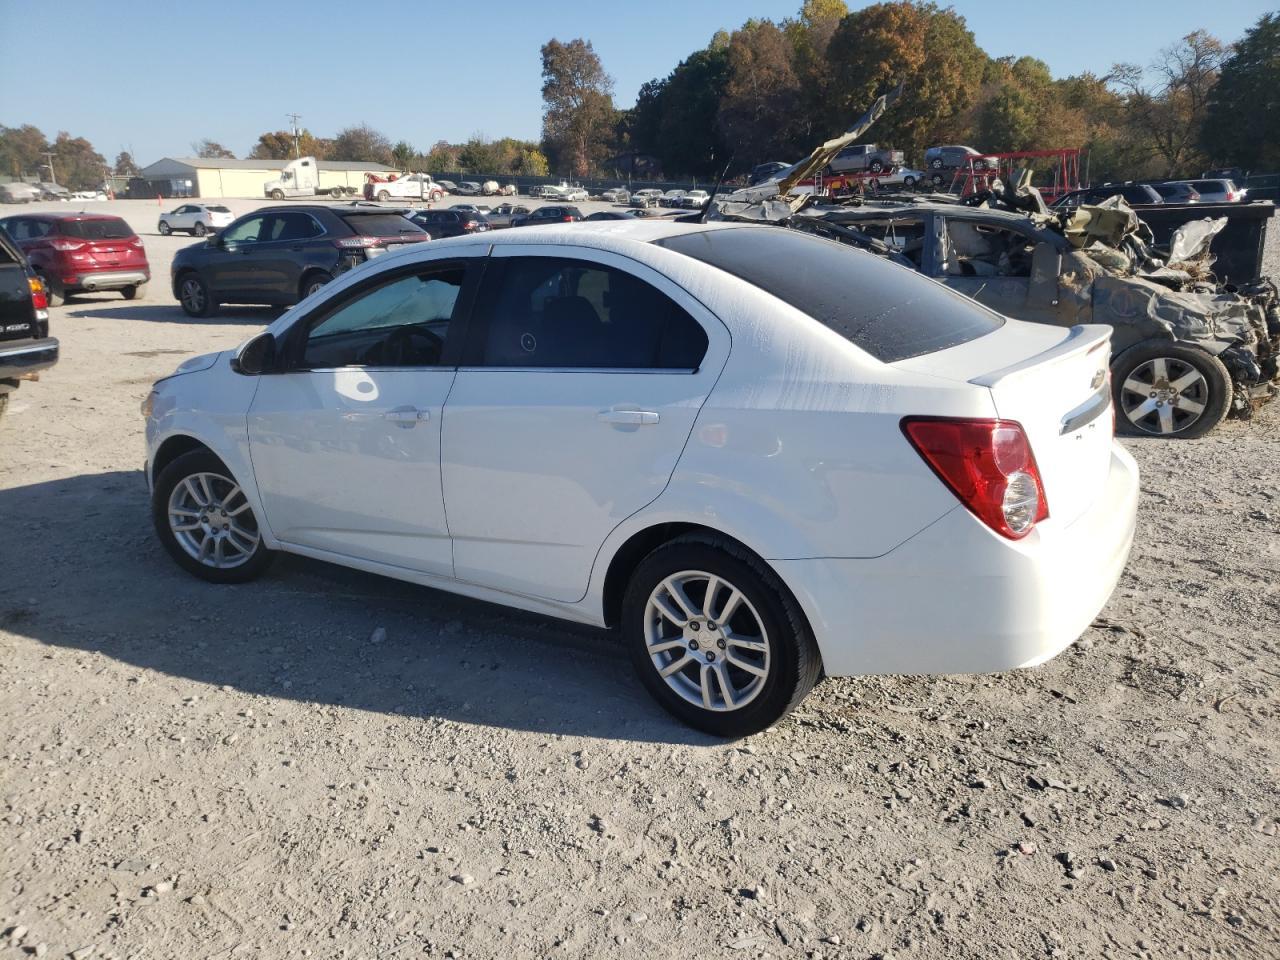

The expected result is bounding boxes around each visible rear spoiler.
[968,324,1112,388]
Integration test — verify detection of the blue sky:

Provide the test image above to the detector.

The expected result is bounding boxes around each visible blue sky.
[0,0,1272,164]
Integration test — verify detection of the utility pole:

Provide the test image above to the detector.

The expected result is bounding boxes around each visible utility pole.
[41,151,57,185]
[287,113,302,158]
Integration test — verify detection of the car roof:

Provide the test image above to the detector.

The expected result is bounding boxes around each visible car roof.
[15,211,128,221]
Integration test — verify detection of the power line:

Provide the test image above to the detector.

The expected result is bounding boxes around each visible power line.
[287,113,302,158]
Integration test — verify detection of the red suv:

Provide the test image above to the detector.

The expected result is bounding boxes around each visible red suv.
[0,212,150,306]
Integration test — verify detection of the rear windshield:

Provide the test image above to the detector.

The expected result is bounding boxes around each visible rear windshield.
[59,217,134,240]
[339,213,427,238]
[656,226,1004,363]
[207,205,231,213]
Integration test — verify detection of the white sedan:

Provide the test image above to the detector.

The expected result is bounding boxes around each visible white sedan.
[158,203,234,237]
[142,221,1138,736]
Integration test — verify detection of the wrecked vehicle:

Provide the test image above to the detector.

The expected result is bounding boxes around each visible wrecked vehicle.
[709,89,1280,439]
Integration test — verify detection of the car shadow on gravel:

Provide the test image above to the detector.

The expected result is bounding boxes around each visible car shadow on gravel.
[66,302,280,324]
[0,470,714,745]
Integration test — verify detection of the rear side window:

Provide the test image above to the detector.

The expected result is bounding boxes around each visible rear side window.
[207,205,231,213]
[60,218,134,240]
[657,227,1003,363]
[467,256,708,369]
[339,213,427,238]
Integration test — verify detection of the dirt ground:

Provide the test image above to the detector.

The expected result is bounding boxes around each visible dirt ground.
[1,198,1278,960]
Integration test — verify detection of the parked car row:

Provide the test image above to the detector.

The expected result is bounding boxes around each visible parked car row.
[1052,178,1247,208]
[0,182,108,203]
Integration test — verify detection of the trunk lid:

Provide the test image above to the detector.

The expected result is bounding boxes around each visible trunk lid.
[896,322,1115,528]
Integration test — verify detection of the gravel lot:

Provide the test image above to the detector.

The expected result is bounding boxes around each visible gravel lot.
[1,198,1278,960]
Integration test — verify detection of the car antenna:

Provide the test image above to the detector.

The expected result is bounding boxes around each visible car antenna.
[698,154,735,223]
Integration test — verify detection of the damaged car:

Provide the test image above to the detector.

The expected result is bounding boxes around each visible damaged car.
[708,88,1280,439]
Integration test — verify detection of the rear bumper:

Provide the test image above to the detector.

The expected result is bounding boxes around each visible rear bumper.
[776,442,1139,677]
[0,336,59,381]
[63,269,150,292]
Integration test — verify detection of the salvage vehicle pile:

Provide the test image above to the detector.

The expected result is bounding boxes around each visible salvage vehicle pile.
[713,89,1280,439]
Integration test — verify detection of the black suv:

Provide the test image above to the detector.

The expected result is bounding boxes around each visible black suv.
[1052,183,1164,208]
[510,205,584,228]
[170,205,430,317]
[0,225,58,418]
[407,208,491,239]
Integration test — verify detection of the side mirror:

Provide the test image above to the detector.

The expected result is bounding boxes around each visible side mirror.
[1029,243,1062,306]
[230,332,276,376]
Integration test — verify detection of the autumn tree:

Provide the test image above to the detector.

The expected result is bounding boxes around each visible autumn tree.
[329,124,394,165]
[718,20,805,167]
[113,151,139,176]
[0,124,48,178]
[825,2,986,157]
[540,38,616,176]
[785,0,848,147]
[249,128,329,160]
[191,139,235,159]
[50,132,106,189]
[518,146,550,177]
[1202,12,1280,171]
[1111,30,1227,176]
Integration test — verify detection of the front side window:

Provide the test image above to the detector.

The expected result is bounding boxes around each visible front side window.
[223,216,266,243]
[942,220,1036,277]
[300,267,464,369]
[468,256,708,370]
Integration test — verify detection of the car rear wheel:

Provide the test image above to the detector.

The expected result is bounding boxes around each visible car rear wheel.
[903,175,916,188]
[178,273,216,318]
[870,159,885,173]
[623,535,821,738]
[194,222,207,237]
[930,157,943,169]
[152,449,274,584]
[377,190,390,201]
[122,282,147,300]
[1112,340,1231,439]
[300,271,332,300]
[158,221,172,236]
[36,274,64,308]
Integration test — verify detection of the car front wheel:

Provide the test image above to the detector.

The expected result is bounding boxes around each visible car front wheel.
[623,535,821,738]
[178,274,216,317]
[1113,340,1231,439]
[152,449,274,583]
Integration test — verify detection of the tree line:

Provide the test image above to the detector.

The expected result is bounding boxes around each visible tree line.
[543,2,1280,182]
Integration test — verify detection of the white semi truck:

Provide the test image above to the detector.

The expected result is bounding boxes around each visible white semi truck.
[263,158,366,200]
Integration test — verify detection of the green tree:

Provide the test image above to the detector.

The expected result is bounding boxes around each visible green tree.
[825,2,986,158]
[518,147,550,177]
[0,124,48,178]
[1202,12,1280,170]
[191,139,235,159]
[50,132,106,189]
[330,124,394,165]
[423,141,461,173]
[249,129,328,160]
[540,38,616,176]
[718,20,804,167]
[391,140,416,170]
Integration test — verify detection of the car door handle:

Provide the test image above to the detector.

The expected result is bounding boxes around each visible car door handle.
[597,408,659,425]
[384,408,429,423]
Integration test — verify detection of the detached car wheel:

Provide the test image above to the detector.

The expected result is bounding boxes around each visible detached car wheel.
[1112,340,1231,439]
[622,535,821,738]
[178,274,216,318]
[152,449,274,584]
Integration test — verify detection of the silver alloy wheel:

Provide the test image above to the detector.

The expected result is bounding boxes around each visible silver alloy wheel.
[180,277,205,313]
[159,221,171,235]
[305,278,327,296]
[1121,356,1209,435]
[643,570,771,712]
[167,471,260,569]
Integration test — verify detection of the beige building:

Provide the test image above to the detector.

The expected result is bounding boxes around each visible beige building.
[137,157,396,199]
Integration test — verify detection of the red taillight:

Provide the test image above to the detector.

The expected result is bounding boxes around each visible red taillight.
[128,235,144,248]
[1226,191,1236,201]
[901,417,1049,539]
[334,236,380,249]
[462,220,477,230]
[28,276,47,311]
[49,238,85,252]
[562,215,574,222]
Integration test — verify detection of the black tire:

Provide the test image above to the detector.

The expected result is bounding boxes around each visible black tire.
[932,174,946,187]
[903,175,916,188]
[194,222,207,237]
[869,159,885,173]
[152,449,274,584]
[177,272,216,318]
[300,270,332,300]
[0,393,8,419]
[1111,339,1231,439]
[37,274,64,308]
[622,534,822,738]
[122,282,147,300]
[158,221,171,236]
[930,157,943,169]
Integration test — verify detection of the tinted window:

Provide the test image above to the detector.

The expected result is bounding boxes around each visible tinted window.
[268,212,324,241]
[224,216,266,243]
[207,205,231,213]
[470,256,708,369]
[302,268,464,368]
[339,213,426,238]
[60,217,134,240]
[657,227,1003,364]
